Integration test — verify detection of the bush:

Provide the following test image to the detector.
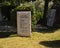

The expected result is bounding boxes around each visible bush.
[11,2,44,30]
[11,3,33,27]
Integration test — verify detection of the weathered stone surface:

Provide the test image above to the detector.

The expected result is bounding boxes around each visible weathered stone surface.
[47,9,56,26]
[17,11,31,36]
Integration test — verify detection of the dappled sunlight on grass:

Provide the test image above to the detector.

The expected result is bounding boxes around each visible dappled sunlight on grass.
[0,29,60,48]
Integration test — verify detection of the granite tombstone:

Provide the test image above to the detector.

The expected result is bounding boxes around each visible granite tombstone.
[17,11,31,36]
[47,9,56,26]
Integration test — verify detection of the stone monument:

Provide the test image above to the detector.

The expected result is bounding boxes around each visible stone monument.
[17,11,31,36]
[47,9,56,26]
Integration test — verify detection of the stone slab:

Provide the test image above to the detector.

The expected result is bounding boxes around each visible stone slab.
[17,11,31,36]
[47,9,56,26]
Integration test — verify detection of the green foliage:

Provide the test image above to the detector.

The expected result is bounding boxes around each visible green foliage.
[15,5,33,11]
[0,0,34,6]
[32,11,43,30]
[2,1,11,6]
[0,0,19,6]
[0,0,44,30]
[53,0,60,4]
[11,2,44,30]
[11,3,34,27]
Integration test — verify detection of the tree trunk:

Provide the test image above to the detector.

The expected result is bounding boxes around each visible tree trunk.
[37,0,49,26]
[43,0,49,26]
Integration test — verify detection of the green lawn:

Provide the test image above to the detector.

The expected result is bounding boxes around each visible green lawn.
[0,29,60,48]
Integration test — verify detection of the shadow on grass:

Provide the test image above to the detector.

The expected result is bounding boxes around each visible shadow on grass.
[40,40,60,48]
[0,32,17,38]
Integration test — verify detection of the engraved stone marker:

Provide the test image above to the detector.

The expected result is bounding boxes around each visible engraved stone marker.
[17,11,31,36]
[47,9,56,26]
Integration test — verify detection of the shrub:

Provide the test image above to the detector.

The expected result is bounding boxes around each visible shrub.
[11,2,44,30]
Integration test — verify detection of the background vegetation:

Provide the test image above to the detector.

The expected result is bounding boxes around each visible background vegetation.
[0,0,60,30]
[0,0,44,30]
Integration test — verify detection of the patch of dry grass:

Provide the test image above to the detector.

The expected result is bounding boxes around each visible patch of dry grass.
[0,29,60,48]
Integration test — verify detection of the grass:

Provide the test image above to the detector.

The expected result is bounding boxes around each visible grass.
[0,29,60,48]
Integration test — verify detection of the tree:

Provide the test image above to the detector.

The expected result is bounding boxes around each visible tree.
[38,0,50,26]
[42,0,60,26]
[42,0,49,26]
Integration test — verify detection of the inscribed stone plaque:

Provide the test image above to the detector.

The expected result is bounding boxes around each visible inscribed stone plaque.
[47,9,56,26]
[17,11,31,36]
